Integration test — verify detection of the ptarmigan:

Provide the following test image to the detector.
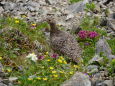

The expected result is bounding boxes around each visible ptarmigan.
[46,18,82,63]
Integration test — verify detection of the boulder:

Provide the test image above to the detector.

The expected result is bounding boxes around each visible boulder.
[61,72,91,86]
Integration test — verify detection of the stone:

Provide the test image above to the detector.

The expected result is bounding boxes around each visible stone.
[107,13,115,32]
[9,77,18,82]
[103,80,113,86]
[3,2,17,11]
[0,62,3,72]
[95,4,101,12]
[0,7,4,14]
[71,26,81,34]
[66,14,74,20]
[61,72,91,86]
[87,65,99,74]
[95,36,113,59]
[95,81,107,86]
[0,83,7,86]
[45,0,57,5]
[89,55,103,64]
[67,1,85,14]
[2,79,10,85]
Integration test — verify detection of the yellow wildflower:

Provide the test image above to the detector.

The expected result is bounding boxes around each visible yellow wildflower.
[49,67,54,70]
[69,71,74,75]
[14,17,18,19]
[43,78,48,81]
[32,23,36,26]
[7,69,12,72]
[22,15,27,18]
[53,74,58,78]
[63,61,67,64]
[15,20,19,24]
[52,71,57,73]
[60,56,64,60]
[60,71,64,73]
[47,59,51,62]
[28,78,33,81]
[0,57,3,60]
[18,81,21,84]
[45,52,49,55]
[36,77,41,80]
[57,59,62,63]
[73,65,80,68]
[41,66,44,69]
[2,69,4,72]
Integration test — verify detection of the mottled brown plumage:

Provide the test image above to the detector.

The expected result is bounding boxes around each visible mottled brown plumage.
[46,18,82,63]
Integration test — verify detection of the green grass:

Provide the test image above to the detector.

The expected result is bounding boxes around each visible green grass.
[0,17,50,58]
[80,16,107,36]
[2,53,80,86]
[0,17,81,86]
[0,13,115,86]
[85,2,96,12]
[107,38,115,55]
[69,0,82,3]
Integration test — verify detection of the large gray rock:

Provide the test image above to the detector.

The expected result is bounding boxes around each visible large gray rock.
[0,83,7,86]
[103,80,113,86]
[0,63,3,73]
[96,37,115,59]
[3,2,17,11]
[0,7,4,15]
[61,72,91,86]
[107,13,115,32]
[67,0,88,14]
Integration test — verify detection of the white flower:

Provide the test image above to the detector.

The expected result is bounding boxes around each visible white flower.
[26,53,38,62]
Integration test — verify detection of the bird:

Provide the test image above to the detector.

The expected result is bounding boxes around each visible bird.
[46,17,82,63]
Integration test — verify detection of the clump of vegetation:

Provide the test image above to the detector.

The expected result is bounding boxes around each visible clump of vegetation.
[69,0,82,3]
[77,15,107,64]
[0,52,81,86]
[107,38,115,55]
[0,17,50,58]
[108,59,115,76]
[0,16,82,86]
[85,2,96,11]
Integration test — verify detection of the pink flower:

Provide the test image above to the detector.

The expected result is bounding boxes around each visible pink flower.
[51,54,58,58]
[38,56,44,60]
[78,31,89,39]
[78,30,99,39]
[88,31,98,38]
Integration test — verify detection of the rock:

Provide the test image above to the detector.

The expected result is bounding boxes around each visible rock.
[3,2,17,11]
[113,76,115,86]
[100,18,107,26]
[67,1,87,14]
[26,1,40,12]
[9,77,18,82]
[95,36,113,59]
[89,55,103,64]
[45,0,57,5]
[0,7,4,14]
[0,83,7,86]
[95,81,107,86]
[66,14,74,20]
[2,79,10,85]
[107,13,115,32]
[0,78,3,82]
[103,80,113,86]
[95,4,101,12]
[87,65,99,74]
[61,72,91,86]
[71,26,81,34]
[0,62,3,72]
